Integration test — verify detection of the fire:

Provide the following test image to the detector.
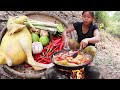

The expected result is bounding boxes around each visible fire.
[71,68,85,79]
[58,68,85,79]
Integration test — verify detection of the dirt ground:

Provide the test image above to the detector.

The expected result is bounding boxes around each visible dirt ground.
[94,30,120,79]
[0,11,120,79]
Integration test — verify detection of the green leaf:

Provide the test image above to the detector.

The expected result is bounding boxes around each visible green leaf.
[27,19,36,29]
[56,23,65,32]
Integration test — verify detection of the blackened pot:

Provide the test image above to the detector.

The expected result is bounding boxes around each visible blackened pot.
[50,49,93,70]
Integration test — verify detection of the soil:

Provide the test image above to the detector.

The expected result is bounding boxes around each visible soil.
[94,30,120,79]
[0,11,120,79]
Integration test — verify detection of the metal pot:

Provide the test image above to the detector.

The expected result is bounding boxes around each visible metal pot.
[50,49,94,70]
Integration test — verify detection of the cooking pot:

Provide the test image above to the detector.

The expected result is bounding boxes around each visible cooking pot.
[50,49,94,70]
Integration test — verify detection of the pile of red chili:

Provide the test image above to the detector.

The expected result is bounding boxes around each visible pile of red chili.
[33,35,64,64]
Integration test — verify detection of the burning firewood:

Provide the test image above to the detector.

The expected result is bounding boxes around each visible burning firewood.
[71,69,85,79]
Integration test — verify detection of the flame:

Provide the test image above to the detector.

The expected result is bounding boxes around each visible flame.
[58,68,85,79]
[71,68,84,79]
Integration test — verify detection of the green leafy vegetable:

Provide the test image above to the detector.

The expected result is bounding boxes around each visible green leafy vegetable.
[24,19,65,35]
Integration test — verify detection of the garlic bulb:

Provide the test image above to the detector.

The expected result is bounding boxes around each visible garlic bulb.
[32,42,43,54]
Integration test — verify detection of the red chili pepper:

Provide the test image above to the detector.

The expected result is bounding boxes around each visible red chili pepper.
[42,58,51,63]
[54,48,58,52]
[54,39,59,43]
[47,52,52,57]
[34,53,41,57]
[44,44,51,49]
[52,35,59,40]
[42,48,47,53]
[34,54,41,58]
[45,44,52,55]
[48,46,58,56]
[54,38,62,45]
[56,42,61,46]
[45,59,51,63]
[35,59,39,62]
[59,42,64,51]
[57,57,64,61]
[50,44,57,52]
[38,60,43,63]
[36,56,41,60]
[48,51,55,57]
[42,61,49,64]
[49,45,54,52]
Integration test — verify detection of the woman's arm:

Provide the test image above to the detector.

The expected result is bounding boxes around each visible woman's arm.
[86,29,100,44]
[80,29,100,50]
[62,24,75,46]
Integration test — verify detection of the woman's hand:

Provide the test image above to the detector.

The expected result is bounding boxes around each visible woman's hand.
[63,39,68,49]
[80,38,89,50]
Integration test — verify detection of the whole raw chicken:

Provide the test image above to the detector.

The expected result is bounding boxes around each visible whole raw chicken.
[0,15,53,70]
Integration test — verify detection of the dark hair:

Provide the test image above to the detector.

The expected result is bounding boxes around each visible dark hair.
[82,11,95,18]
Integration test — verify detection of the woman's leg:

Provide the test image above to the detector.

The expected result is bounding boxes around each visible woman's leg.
[82,45,97,57]
[83,46,100,79]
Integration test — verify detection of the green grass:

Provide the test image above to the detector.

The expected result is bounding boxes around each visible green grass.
[106,21,120,38]
[95,11,120,38]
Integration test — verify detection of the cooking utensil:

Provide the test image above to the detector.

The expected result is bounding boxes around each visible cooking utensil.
[71,49,81,58]
[63,42,70,55]
[50,49,93,70]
